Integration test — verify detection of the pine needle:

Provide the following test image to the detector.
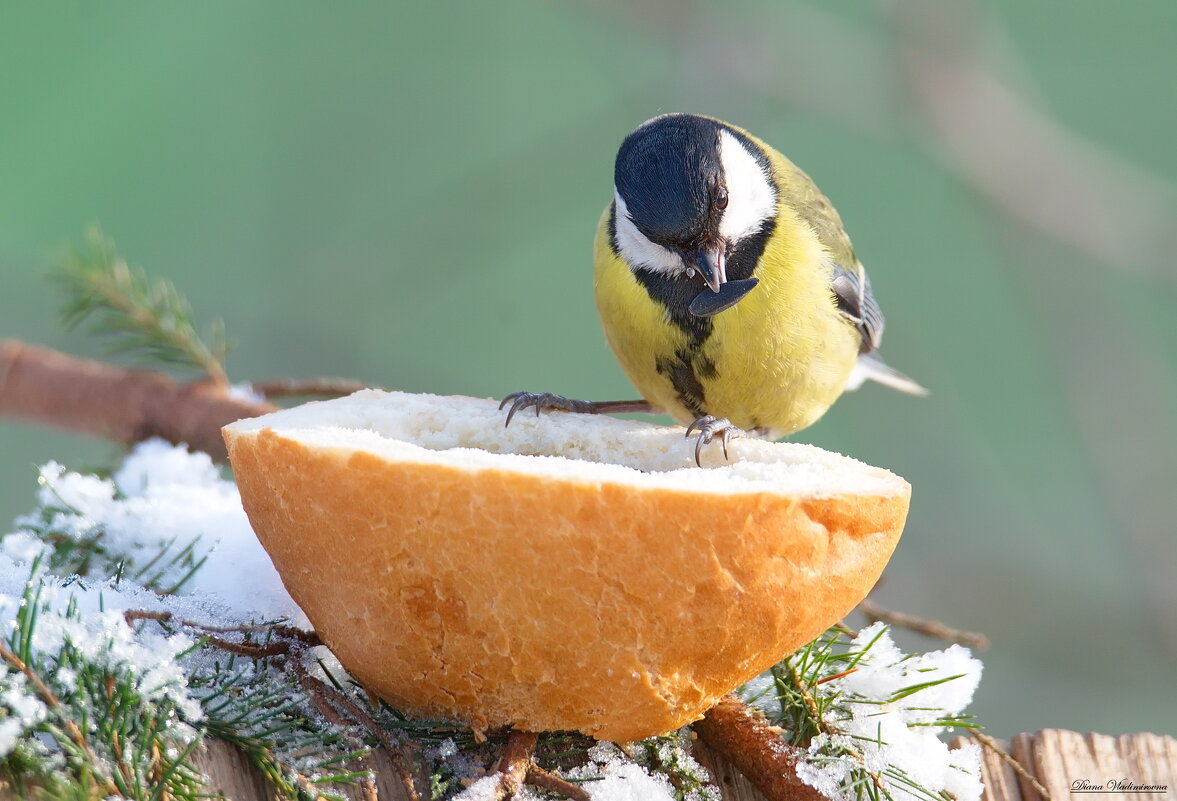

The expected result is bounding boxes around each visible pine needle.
[54,226,230,386]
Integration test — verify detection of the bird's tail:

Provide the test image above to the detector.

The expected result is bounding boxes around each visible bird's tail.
[844,352,928,396]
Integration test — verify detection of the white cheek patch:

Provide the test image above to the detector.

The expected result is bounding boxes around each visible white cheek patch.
[718,130,776,242]
[613,192,688,276]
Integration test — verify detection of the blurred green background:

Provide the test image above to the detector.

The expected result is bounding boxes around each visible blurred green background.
[2,2,1175,737]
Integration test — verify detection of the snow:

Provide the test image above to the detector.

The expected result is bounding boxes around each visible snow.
[446,741,704,801]
[0,559,202,757]
[226,381,267,405]
[449,775,511,801]
[792,623,984,801]
[6,438,303,624]
[0,439,307,759]
[564,743,680,801]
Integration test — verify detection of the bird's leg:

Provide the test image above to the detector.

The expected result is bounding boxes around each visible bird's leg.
[499,392,653,428]
[685,415,747,467]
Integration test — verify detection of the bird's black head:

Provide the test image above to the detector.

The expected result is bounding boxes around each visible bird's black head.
[614,114,726,250]
[611,114,776,310]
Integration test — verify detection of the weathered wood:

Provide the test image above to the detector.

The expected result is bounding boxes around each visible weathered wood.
[2,729,1172,800]
[693,735,772,801]
[960,730,1176,801]
[191,741,424,801]
[192,739,281,801]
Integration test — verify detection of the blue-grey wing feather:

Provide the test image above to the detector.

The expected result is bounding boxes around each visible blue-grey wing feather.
[831,261,884,354]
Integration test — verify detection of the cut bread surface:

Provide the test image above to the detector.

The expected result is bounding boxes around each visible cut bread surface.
[227,389,905,496]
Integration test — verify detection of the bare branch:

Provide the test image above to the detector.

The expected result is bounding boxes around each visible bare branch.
[0,339,275,461]
[251,377,373,399]
[693,695,825,801]
[856,597,990,649]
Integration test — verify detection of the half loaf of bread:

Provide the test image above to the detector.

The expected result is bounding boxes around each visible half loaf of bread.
[223,390,909,741]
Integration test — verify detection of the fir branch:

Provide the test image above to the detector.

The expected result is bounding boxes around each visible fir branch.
[732,623,984,801]
[0,564,205,801]
[632,732,718,801]
[190,658,370,801]
[0,642,110,793]
[54,227,230,386]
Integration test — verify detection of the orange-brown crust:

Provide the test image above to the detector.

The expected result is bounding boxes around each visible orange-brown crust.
[225,420,907,742]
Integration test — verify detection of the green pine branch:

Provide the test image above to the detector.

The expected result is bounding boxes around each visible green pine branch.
[0,561,205,801]
[54,226,230,386]
[740,624,980,801]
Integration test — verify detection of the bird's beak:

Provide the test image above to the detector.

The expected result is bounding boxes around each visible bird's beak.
[692,242,727,293]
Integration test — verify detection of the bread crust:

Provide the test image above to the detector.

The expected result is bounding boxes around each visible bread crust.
[224,395,908,741]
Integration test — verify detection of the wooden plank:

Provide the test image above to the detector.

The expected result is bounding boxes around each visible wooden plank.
[3,729,1173,800]
[1029,730,1175,801]
[959,730,1176,801]
[970,735,1029,801]
[192,739,281,801]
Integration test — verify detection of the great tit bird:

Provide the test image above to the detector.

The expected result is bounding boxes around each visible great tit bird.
[503,113,925,464]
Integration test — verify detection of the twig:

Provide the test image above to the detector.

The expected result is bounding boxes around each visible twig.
[0,339,275,460]
[488,729,537,800]
[292,664,422,801]
[856,597,990,649]
[693,695,825,801]
[972,731,1052,801]
[56,229,232,388]
[525,764,591,801]
[202,635,294,659]
[251,377,373,399]
[123,610,323,648]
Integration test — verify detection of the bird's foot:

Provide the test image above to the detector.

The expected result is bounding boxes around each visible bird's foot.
[685,415,746,467]
[499,391,601,428]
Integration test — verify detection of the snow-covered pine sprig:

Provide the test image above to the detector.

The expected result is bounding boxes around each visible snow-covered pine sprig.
[0,447,376,799]
[0,556,205,799]
[54,226,230,387]
[187,654,371,800]
[740,624,984,801]
[0,560,377,801]
[14,463,206,595]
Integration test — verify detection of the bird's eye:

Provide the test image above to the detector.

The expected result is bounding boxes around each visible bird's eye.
[715,190,729,210]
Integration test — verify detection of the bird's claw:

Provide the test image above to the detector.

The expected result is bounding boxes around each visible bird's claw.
[499,391,600,428]
[685,415,745,466]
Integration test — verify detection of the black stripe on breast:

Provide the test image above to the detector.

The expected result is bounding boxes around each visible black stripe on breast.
[608,194,776,420]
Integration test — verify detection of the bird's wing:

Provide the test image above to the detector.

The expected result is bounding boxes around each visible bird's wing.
[830,261,885,354]
[779,163,859,275]
[776,162,884,353]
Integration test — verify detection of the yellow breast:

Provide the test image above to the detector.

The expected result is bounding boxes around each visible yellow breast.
[593,148,860,438]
